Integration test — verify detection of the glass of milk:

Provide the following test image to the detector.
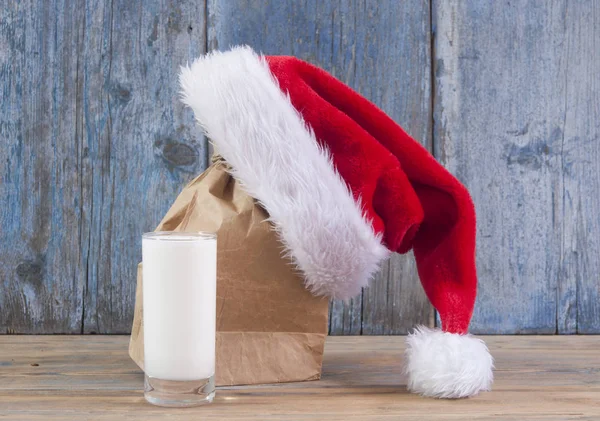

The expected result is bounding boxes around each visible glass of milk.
[142,231,217,407]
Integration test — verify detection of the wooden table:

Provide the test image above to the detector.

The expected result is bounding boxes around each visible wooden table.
[1,336,599,420]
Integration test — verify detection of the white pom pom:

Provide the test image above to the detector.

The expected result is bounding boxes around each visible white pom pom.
[405,326,494,399]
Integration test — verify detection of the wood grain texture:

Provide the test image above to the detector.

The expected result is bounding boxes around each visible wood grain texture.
[0,0,207,333]
[433,0,600,333]
[564,2,600,334]
[81,0,207,334]
[1,336,600,420]
[0,0,86,333]
[207,0,433,335]
[2,0,599,335]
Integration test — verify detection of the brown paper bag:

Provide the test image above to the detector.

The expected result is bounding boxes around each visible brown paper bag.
[129,161,330,386]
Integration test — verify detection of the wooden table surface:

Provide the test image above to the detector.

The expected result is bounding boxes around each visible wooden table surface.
[1,336,599,420]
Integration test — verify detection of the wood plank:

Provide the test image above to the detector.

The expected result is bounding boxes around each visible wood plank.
[81,0,207,333]
[0,0,207,333]
[433,0,600,333]
[0,0,85,333]
[2,0,207,333]
[564,2,600,334]
[208,0,433,335]
[1,336,599,420]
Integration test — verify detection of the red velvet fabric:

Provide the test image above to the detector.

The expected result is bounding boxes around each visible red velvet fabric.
[266,56,477,334]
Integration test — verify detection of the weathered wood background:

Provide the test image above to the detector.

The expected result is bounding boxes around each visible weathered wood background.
[1,0,598,334]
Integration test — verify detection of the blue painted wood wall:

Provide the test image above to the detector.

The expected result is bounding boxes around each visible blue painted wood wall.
[1,0,598,334]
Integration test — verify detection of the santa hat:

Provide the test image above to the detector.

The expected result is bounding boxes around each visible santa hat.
[180,46,493,399]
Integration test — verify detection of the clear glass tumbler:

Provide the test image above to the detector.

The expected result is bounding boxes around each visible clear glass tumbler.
[142,232,217,407]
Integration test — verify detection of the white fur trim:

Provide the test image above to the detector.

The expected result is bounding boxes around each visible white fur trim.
[405,326,494,399]
[179,46,389,299]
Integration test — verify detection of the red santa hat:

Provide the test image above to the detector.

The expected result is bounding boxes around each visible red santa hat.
[180,46,493,398]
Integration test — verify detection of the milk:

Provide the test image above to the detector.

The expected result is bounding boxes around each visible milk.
[142,233,217,381]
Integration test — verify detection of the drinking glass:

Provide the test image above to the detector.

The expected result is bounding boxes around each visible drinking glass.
[142,232,217,407]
